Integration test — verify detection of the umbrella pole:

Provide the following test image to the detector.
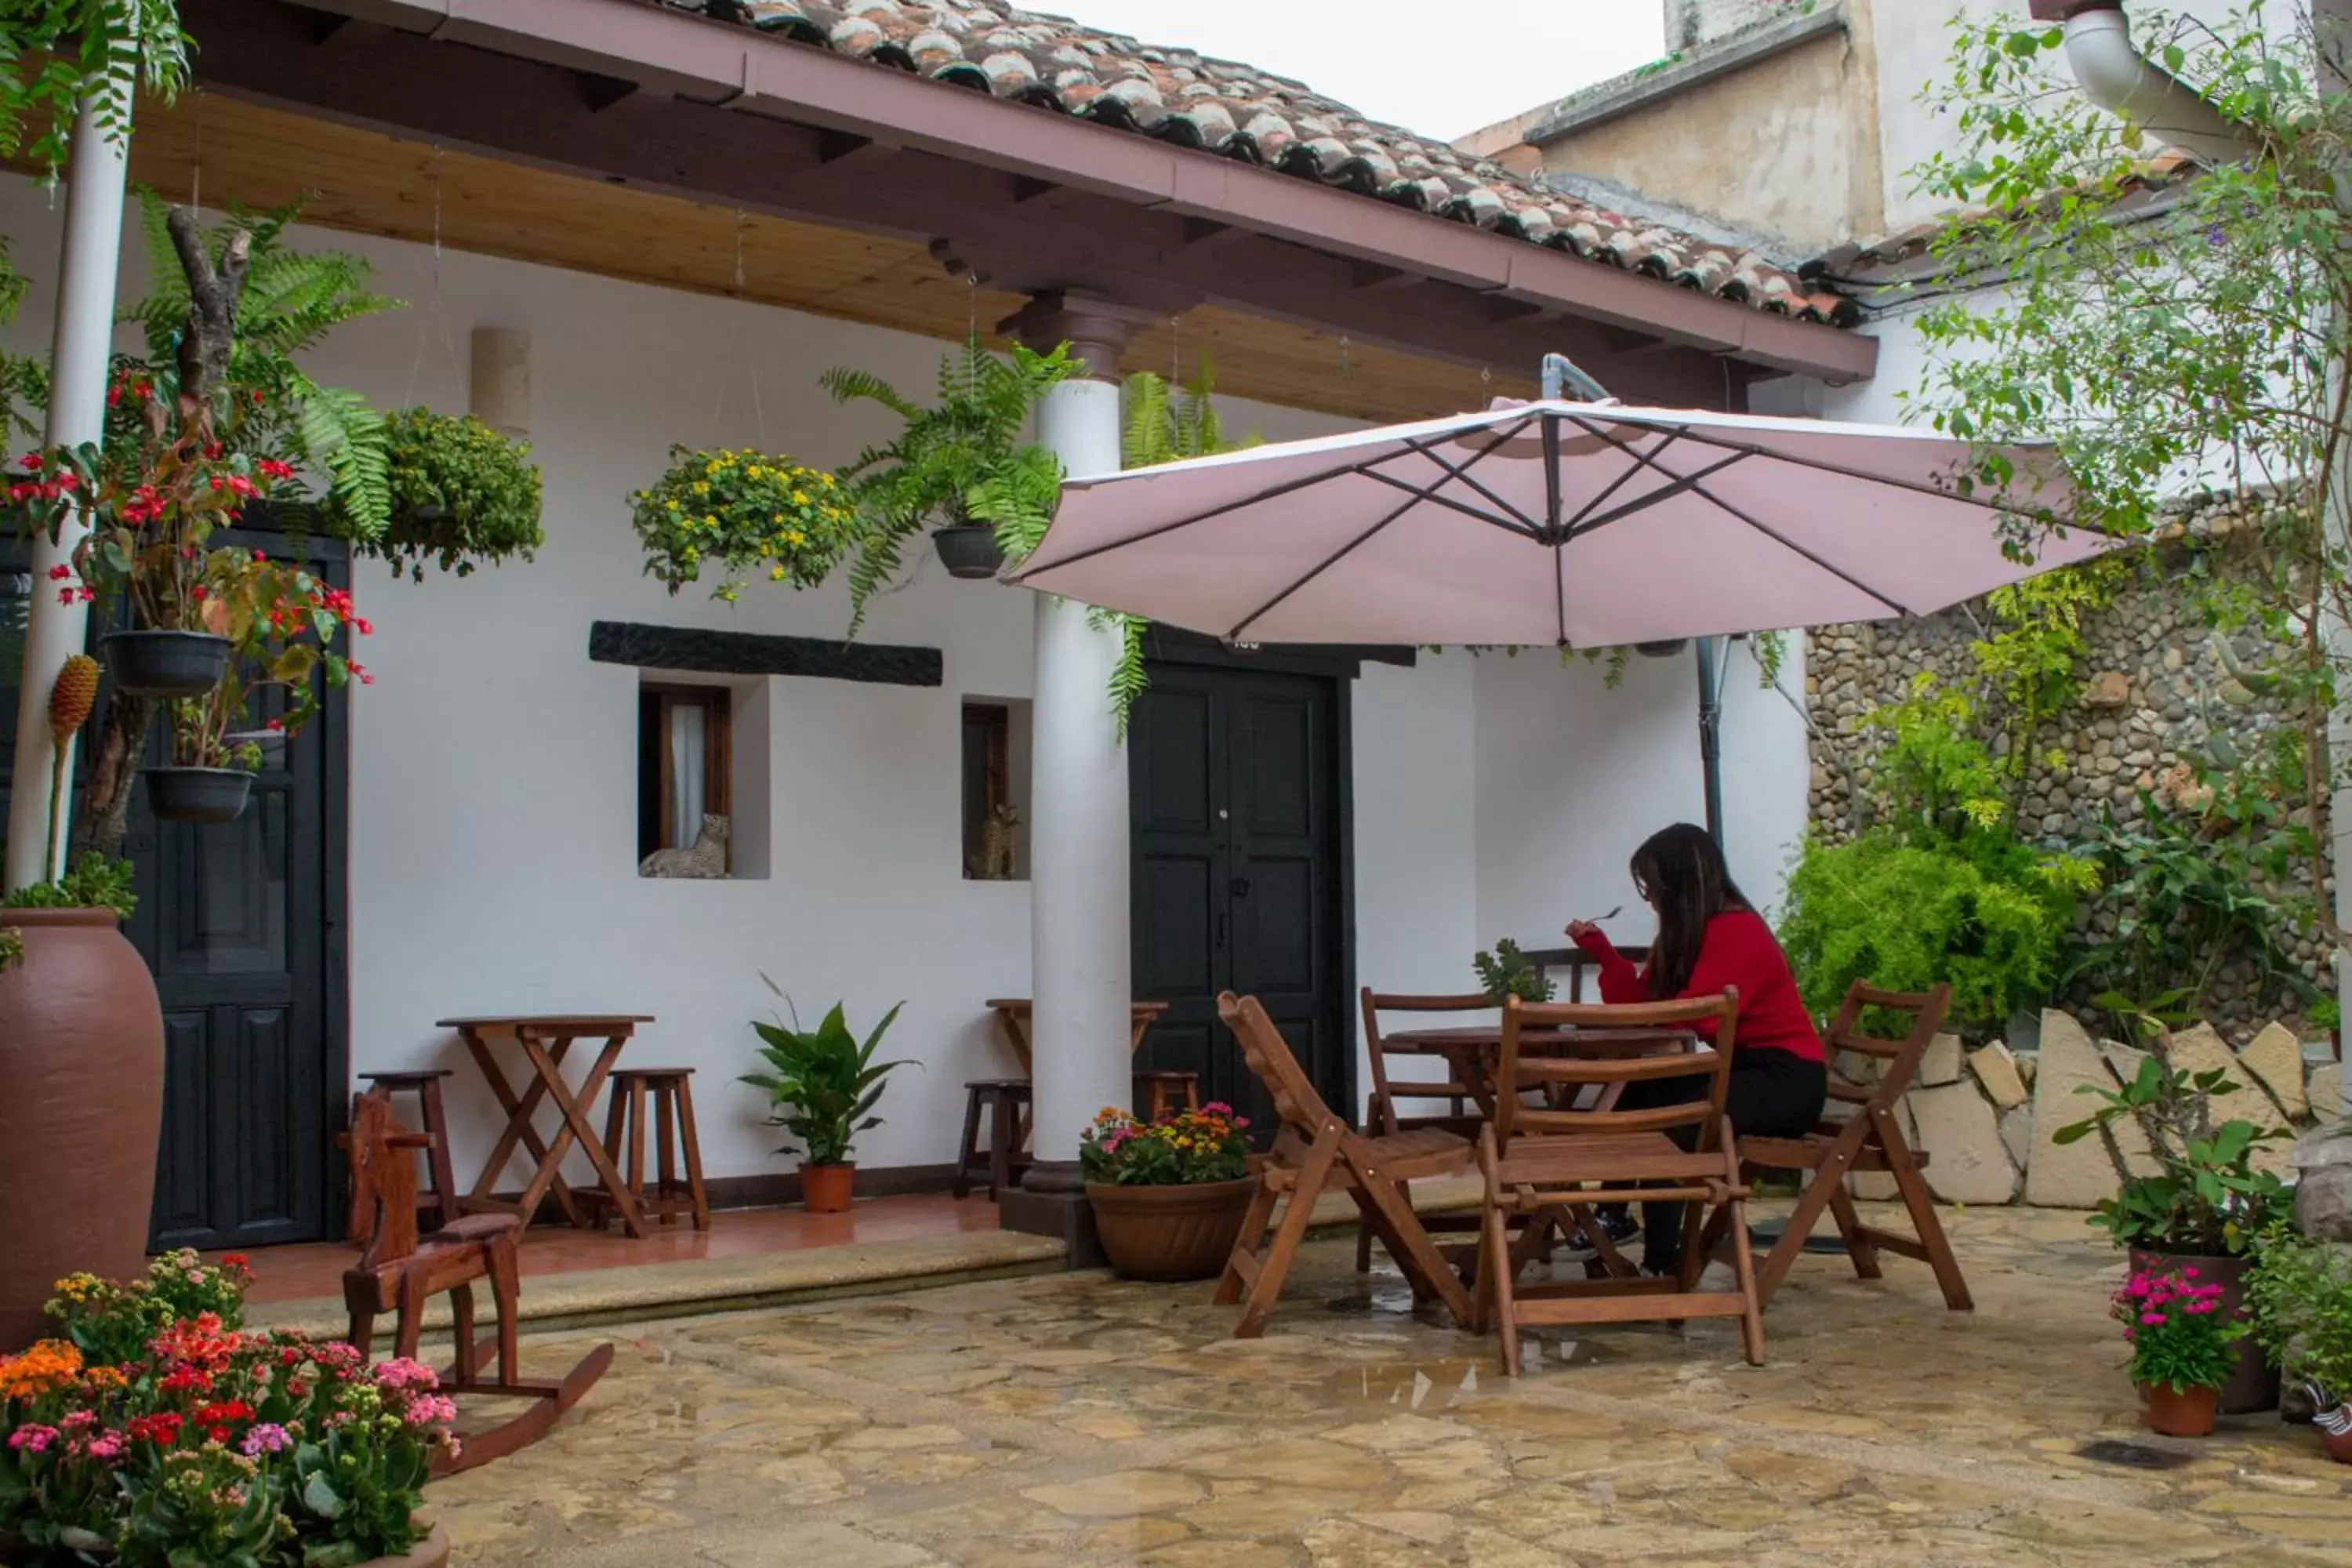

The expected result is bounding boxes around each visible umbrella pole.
[1696,637,1726,848]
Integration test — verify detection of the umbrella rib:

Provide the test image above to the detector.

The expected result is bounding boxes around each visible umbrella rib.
[1007,418,1539,582]
[1687,478,1911,618]
[1376,426,1546,533]
[1630,420,2065,524]
[1225,488,1427,642]
[1563,450,1751,538]
[1356,468,1542,539]
[1559,428,1684,533]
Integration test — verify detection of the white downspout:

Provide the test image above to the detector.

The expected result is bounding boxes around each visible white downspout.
[2054,5,2255,166]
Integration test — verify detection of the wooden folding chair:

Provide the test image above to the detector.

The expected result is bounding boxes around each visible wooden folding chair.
[1727,980,1971,1311]
[341,1090,614,1475]
[1215,993,1477,1338]
[1476,992,1762,1376]
[1354,989,1496,1272]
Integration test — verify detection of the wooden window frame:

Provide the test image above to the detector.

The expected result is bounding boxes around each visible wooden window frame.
[961,701,1011,878]
[643,683,732,870]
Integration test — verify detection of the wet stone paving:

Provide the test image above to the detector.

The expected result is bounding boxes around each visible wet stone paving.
[430,1205,2352,1566]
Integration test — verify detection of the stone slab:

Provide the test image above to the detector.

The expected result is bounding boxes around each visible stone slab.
[1916,1033,1964,1087]
[2026,1010,2156,1208]
[2237,1021,2309,1123]
[1907,1082,2020,1204]
[1848,1101,1915,1202]
[1968,1041,2029,1112]
[2310,1062,2343,1123]
[1998,1104,2034,1171]
[2163,1022,2296,1181]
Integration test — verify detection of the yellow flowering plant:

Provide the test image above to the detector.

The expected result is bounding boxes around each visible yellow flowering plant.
[630,445,854,601]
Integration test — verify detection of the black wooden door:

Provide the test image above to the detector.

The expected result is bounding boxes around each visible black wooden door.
[140,526,347,1251]
[0,528,348,1253]
[1129,662,1346,1130]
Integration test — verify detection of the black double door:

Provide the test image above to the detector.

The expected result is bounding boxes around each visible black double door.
[0,527,347,1253]
[1129,660,1348,1131]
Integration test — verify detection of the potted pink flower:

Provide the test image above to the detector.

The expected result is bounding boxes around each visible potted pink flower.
[2112,1262,2247,1437]
[1080,1104,1256,1283]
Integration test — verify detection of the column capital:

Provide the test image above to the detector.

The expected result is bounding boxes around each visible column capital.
[998,292,1159,381]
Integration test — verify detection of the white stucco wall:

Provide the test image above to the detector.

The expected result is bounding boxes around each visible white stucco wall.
[0,169,1809,1187]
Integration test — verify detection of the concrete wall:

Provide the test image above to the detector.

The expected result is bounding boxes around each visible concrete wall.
[0,172,1812,1190]
[1531,29,1861,256]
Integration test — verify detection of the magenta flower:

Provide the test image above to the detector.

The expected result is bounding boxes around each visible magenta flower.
[2140,1312,2166,1326]
[238,1423,293,1457]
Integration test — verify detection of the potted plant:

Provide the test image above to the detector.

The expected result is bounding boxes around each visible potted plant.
[1080,1104,1257,1282]
[0,854,154,1352]
[1474,938,1555,1004]
[2111,1261,2245,1436]
[2247,1223,2352,1463]
[1,1256,456,1565]
[2055,1034,2291,1413]
[741,982,913,1214]
[357,406,543,581]
[822,336,1079,623]
[144,549,372,824]
[630,445,854,603]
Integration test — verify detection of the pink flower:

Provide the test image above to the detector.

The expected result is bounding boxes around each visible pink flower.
[403,1394,458,1428]
[371,1357,439,1392]
[2181,1266,2199,1279]
[8,1425,59,1454]
[2140,1312,2166,1326]
[82,1432,126,1463]
[238,1423,293,1457]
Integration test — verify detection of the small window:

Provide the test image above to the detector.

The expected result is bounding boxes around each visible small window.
[962,699,1029,880]
[638,684,732,873]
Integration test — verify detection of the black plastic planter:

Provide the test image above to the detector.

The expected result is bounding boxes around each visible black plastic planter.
[1635,639,1690,659]
[932,525,1005,581]
[101,630,231,697]
[143,766,253,824]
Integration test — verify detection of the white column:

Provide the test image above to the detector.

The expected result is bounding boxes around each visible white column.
[1007,294,1151,1175]
[5,93,134,892]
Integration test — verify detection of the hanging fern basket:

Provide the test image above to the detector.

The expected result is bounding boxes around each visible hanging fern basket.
[933,524,1004,580]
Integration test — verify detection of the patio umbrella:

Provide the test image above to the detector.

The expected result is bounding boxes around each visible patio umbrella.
[1008,393,2111,650]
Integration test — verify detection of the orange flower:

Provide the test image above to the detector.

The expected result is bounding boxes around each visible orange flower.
[0,1339,83,1399]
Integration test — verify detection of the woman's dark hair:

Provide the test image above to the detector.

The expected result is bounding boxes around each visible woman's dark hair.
[1631,823,1748,1000]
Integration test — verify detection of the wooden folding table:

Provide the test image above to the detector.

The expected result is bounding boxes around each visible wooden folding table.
[441,1014,655,1241]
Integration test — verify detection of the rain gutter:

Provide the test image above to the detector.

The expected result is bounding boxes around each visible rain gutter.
[2027,1,2256,165]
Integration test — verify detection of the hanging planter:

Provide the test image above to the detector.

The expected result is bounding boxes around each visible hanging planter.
[143,764,254,823]
[1635,639,1690,658]
[631,446,854,602]
[933,523,1005,580]
[352,408,546,580]
[98,628,230,697]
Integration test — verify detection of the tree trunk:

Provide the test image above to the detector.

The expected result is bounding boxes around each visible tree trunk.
[68,693,150,864]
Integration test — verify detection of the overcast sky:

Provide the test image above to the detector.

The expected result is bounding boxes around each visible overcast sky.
[1040,1,1668,143]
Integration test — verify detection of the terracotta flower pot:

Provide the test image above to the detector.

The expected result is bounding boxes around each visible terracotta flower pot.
[367,1526,452,1568]
[1087,1177,1258,1283]
[0,909,165,1350]
[2131,1248,2277,1414]
[2142,1380,2220,1438]
[802,1161,855,1214]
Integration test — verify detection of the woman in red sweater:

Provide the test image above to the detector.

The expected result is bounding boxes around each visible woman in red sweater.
[1566,822,1828,1277]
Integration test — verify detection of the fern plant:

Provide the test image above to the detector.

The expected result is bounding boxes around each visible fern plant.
[122,192,401,539]
[1,1,189,186]
[822,336,1078,633]
[1105,362,1258,735]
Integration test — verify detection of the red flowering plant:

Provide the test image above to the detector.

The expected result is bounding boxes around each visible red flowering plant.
[161,549,372,771]
[2111,1262,2247,1393]
[0,1263,456,1566]
[1080,1102,1252,1186]
[46,1250,256,1369]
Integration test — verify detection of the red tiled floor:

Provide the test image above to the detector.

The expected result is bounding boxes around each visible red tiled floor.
[215,1194,1004,1305]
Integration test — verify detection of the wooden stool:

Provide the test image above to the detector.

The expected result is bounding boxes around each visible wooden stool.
[1134,1069,1203,1122]
[590,1069,710,1231]
[356,1070,462,1233]
[953,1080,1033,1200]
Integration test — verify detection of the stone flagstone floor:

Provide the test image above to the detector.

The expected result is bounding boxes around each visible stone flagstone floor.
[427,1203,2352,1566]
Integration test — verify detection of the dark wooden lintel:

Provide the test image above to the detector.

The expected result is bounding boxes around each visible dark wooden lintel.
[589,621,943,688]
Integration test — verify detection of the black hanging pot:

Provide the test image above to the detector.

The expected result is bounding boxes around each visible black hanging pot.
[1635,639,1690,659]
[933,524,1006,581]
[100,630,231,697]
[143,766,253,824]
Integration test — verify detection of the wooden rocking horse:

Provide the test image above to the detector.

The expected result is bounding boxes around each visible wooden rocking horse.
[341,1088,613,1475]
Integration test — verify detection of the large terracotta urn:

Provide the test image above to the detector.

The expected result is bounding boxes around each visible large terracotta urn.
[0,909,165,1349]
